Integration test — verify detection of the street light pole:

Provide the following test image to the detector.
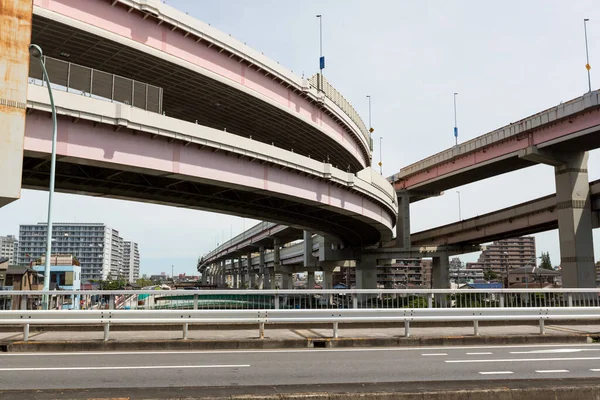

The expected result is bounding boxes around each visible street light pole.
[316,15,324,91]
[30,44,57,310]
[366,95,372,131]
[456,191,462,221]
[584,19,592,92]
[379,136,383,174]
[453,92,459,146]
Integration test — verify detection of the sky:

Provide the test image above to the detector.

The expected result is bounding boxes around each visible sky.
[1,0,599,276]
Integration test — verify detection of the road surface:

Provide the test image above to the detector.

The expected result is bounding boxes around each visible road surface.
[3,343,600,391]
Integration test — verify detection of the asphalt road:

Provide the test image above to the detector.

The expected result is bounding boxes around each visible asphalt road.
[3,343,600,390]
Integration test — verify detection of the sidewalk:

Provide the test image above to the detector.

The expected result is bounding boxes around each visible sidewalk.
[2,322,599,352]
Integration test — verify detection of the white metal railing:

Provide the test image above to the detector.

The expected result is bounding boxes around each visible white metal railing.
[2,289,600,312]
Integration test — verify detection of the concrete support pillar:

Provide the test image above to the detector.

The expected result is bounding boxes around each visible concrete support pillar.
[272,238,281,289]
[0,0,32,208]
[258,246,266,289]
[281,267,293,289]
[232,259,239,289]
[432,254,450,307]
[321,263,336,290]
[240,258,247,288]
[355,257,378,290]
[432,254,450,289]
[303,231,316,267]
[307,270,315,290]
[555,152,596,287]
[247,253,255,289]
[396,192,411,249]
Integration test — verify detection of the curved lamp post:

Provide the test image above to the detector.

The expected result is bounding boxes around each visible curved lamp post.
[29,44,57,310]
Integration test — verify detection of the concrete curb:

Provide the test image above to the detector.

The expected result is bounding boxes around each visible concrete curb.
[3,333,592,352]
[4,380,600,400]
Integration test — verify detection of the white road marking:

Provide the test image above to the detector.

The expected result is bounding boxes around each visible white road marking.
[447,357,600,364]
[422,353,448,356]
[0,364,250,372]
[478,371,513,375]
[511,349,600,354]
[590,369,600,372]
[467,352,493,355]
[3,343,600,357]
[535,369,569,373]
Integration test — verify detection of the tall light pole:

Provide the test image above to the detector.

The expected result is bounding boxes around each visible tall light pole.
[379,136,383,174]
[453,92,459,146]
[30,44,57,310]
[366,95,372,130]
[316,15,324,91]
[584,19,592,92]
[456,191,462,220]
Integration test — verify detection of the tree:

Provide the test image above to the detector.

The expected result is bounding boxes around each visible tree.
[484,269,498,282]
[540,251,553,270]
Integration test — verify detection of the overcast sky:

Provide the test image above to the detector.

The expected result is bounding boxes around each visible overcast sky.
[1,0,599,275]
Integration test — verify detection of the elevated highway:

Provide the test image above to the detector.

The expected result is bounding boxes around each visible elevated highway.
[23,84,396,246]
[2,0,398,248]
[391,90,600,195]
[30,0,371,171]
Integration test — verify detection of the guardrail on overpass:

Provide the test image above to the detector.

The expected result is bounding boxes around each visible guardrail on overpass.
[1,289,599,341]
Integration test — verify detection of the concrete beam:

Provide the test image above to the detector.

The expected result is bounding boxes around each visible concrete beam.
[519,146,566,167]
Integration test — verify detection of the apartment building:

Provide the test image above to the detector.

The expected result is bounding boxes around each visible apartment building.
[123,241,140,282]
[17,223,140,282]
[467,236,536,277]
[0,235,18,264]
[332,259,432,288]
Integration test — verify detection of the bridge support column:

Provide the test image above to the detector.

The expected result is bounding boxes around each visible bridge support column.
[555,152,596,287]
[220,261,226,287]
[396,192,411,249]
[258,246,266,289]
[247,253,255,289]
[0,0,31,208]
[432,254,450,289]
[356,258,378,290]
[432,254,450,306]
[281,267,293,289]
[307,270,315,289]
[272,238,281,289]
[321,263,336,290]
[232,259,239,289]
[240,259,247,288]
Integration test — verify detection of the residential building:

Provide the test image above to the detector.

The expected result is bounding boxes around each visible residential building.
[0,257,8,287]
[508,266,559,288]
[122,241,140,282]
[17,223,139,282]
[332,259,432,288]
[0,235,18,264]
[467,236,537,279]
[450,257,484,284]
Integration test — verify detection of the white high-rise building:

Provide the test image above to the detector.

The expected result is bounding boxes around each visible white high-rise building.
[123,241,140,282]
[0,235,18,264]
[17,223,139,281]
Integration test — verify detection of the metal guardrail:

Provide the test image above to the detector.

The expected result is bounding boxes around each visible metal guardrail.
[308,74,370,146]
[28,56,163,114]
[1,306,598,342]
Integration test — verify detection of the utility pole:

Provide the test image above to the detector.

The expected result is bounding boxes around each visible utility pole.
[456,191,462,220]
